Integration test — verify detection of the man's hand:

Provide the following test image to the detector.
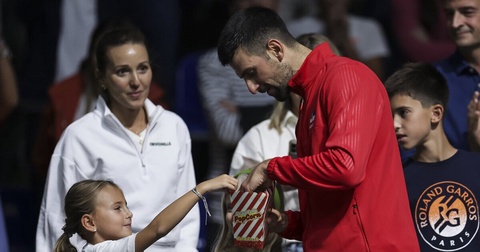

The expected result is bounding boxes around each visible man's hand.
[241,159,273,192]
[266,208,289,234]
[468,91,480,151]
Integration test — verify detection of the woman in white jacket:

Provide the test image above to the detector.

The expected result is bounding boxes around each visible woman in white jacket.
[36,23,200,252]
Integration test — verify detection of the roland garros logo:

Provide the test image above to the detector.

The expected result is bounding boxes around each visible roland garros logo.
[415,181,479,251]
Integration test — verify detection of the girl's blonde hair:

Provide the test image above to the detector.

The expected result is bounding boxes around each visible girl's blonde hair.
[53,180,120,252]
[212,184,285,252]
[267,98,292,135]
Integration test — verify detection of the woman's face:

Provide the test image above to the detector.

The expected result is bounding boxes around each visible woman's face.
[102,43,151,114]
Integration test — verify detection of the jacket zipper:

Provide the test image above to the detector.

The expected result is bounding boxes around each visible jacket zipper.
[353,203,371,251]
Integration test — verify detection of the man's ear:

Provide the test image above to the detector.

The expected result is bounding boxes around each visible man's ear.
[266,39,284,61]
[82,214,97,232]
[431,104,444,123]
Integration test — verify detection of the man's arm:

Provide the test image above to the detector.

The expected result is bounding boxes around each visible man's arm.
[248,64,383,191]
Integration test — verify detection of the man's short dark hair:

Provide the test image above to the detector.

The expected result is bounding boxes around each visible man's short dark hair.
[217,6,296,66]
[384,62,449,108]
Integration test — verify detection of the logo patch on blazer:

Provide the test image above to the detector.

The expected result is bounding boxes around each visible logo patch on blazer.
[415,181,479,251]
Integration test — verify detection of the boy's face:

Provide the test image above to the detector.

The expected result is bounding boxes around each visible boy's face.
[390,94,433,150]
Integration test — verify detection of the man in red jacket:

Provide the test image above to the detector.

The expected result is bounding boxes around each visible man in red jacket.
[217,7,420,251]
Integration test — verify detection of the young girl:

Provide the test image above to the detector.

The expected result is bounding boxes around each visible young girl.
[54,174,237,252]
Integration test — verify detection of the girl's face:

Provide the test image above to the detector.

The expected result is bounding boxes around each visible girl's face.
[102,43,152,114]
[91,185,133,242]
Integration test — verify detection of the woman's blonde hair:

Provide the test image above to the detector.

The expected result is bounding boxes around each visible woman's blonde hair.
[53,180,120,252]
[267,98,292,135]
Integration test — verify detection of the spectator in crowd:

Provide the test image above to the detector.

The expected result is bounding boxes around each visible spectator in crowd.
[385,62,480,251]
[433,0,480,152]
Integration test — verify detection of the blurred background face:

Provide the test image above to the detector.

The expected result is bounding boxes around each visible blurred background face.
[444,0,480,48]
[102,43,152,113]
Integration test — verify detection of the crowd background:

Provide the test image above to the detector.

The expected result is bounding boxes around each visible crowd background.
[0,0,451,251]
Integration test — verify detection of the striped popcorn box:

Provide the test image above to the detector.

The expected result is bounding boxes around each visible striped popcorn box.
[229,188,273,249]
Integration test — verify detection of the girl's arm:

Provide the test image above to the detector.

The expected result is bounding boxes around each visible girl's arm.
[135,174,237,252]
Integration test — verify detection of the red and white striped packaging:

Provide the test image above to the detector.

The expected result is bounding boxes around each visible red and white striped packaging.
[229,187,273,249]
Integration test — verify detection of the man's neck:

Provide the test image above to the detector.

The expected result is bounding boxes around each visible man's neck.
[414,130,457,163]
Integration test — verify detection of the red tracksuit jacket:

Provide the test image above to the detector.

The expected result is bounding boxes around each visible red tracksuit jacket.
[268,43,420,251]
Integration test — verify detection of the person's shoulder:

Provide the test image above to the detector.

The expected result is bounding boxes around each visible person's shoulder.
[198,48,217,61]
[455,149,480,161]
[159,109,182,120]
[432,52,459,69]
[152,108,189,128]
[246,119,273,134]
[59,112,98,137]
[82,234,136,252]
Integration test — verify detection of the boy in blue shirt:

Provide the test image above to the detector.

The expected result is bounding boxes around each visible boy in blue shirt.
[384,62,480,251]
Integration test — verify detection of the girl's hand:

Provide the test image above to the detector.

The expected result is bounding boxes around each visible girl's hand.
[197,174,237,195]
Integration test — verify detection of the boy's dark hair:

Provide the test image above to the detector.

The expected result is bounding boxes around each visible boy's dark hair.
[217,6,296,66]
[384,62,449,108]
